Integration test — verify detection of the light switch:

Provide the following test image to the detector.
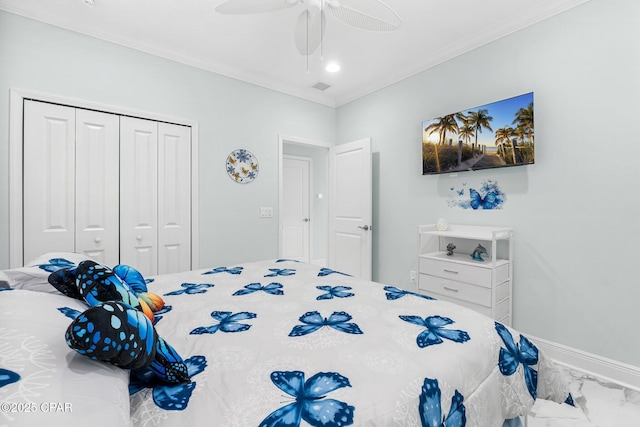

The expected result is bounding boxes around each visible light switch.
[260,207,273,218]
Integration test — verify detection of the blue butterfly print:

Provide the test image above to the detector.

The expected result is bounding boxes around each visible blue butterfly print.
[164,283,214,296]
[259,371,355,427]
[289,311,363,337]
[152,305,173,326]
[399,315,470,348]
[495,322,538,400]
[565,394,575,407]
[233,282,284,296]
[202,266,244,275]
[129,355,207,411]
[384,285,434,301]
[469,188,499,210]
[265,268,296,277]
[318,268,351,277]
[190,311,257,335]
[0,368,21,388]
[316,285,354,300]
[57,306,81,320]
[34,257,76,272]
[419,377,466,427]
[275,259,301,263]
[0,288,13,292]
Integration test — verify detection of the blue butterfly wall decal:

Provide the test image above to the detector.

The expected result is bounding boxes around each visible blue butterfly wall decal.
[399,315,470,348]
[384,285,434,301]
[419,377,466,427]
[264,268,296,277]
[130,355,208,411]
[233,282,284,296]
[190,311,257,335]
[469,188,499,210]
[318,268,351,277]
[495,322,538,400]
[164,283,214,296]
[202,266,244,275]
[34,257,76,272]
[316,285,354,300]
[289,311,363,337]
[0,368,20,389]
[259,370,355,427]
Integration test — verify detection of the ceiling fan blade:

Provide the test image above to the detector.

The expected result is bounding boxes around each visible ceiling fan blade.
[215,0,297,15]
[326,0,401,31]
[294,9,325,56]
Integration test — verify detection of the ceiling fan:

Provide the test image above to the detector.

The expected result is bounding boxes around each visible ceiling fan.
[215,0,401,56]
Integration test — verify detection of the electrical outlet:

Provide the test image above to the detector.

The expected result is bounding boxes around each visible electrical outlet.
[260,207,273,218]
[409,270,416,284]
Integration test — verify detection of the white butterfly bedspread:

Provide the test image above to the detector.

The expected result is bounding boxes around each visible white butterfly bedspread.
[129,259,571,427]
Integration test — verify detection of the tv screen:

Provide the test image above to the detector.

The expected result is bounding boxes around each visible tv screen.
[422,92,534,175]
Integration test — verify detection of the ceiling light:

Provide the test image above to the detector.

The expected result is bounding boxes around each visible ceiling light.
[325,62,341,73]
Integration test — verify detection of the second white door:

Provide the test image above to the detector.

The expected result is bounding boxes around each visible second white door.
[281,156,311,262]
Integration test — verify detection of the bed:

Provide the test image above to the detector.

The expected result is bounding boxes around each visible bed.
[0,253,572,427]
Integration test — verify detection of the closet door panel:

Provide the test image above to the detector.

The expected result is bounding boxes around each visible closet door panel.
[158,123,191,274]
[120,117,158,276]
[75,109,120,266]
[23,101,76,263]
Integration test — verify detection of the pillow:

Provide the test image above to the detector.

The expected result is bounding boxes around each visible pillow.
[1,252,96,294]
[0,289,131,426]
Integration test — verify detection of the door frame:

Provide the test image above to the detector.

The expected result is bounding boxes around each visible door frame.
[8,88,200,268]
[278,134,331,264]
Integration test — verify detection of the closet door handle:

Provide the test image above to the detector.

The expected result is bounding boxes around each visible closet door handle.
[136,235,143,241]
[94,237,101,243]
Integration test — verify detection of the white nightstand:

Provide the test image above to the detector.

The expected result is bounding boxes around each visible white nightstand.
[418,224,513,325]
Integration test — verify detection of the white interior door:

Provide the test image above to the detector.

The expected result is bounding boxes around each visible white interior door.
[23,100,76,263]
[157,122,192,274]
[328,138,372,279]
[120,117,158,276]
[75,109,120,266]
[281,156,311,262]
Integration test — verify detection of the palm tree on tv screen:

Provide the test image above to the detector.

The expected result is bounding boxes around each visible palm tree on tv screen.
[467,109,493,153]
[424,114,459,172]
[513,103,534,144]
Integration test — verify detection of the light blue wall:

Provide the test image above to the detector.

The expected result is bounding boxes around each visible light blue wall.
[0,11,335,269]
[336,0,640,366]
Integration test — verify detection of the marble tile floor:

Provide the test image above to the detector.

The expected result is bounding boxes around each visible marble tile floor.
[527,367,640,427]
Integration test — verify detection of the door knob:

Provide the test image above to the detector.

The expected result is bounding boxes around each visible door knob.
[357,225,370,231]
[303,218,310,222]
[94,237,101,243]
[136,235,142,241]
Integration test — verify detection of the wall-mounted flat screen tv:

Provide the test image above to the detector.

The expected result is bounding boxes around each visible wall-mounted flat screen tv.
[422,92,534,175]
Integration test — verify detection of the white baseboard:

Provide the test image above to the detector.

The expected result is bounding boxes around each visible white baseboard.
[531,335,640,392]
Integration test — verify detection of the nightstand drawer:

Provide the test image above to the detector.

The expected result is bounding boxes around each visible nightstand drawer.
[419,257,492,287]
[419,274,492,307]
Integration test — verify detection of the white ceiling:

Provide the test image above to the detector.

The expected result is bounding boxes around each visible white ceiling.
[0,0,590,107]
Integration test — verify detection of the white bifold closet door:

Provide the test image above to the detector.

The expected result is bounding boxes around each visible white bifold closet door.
[23,101,119,266]
[23,100,191,276]
[120,117,191,276]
